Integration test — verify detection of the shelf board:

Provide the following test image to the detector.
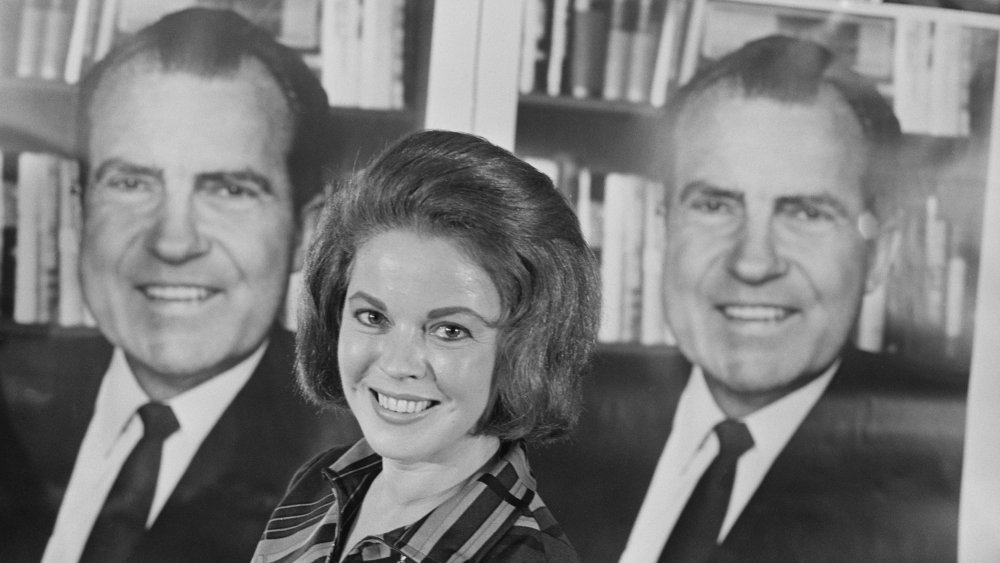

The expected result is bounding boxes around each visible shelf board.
[520,93,667,118]
[0,78,77,157]
[516,94,665,177]
[0,319,99,338]
[326,106,421,177]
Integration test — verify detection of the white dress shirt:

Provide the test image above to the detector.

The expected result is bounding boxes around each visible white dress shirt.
[41,342,267,563]
[619,361,837,563]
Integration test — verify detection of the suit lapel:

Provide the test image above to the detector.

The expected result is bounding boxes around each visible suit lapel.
[135,328,320,562]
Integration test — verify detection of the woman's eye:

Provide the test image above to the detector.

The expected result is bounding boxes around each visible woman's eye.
[431,324,470,341]
[354,310,388,328]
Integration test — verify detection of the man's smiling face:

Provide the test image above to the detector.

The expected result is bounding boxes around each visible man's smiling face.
[663,87,879,417]
[80,56,299,400]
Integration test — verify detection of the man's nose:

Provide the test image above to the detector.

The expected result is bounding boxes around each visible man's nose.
[725,215,788,284]
[144,192,210,263]
[377,329,427,380]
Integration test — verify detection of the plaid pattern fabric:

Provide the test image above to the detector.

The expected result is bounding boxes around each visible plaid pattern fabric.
[251,440,578,563]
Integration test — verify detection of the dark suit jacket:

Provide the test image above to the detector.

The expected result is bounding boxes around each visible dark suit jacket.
[532,345,966,563]
[0,326,361,562]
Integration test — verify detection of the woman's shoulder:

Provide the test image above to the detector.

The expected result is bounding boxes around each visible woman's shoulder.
[477,505,581,563]
[473,444,581,562]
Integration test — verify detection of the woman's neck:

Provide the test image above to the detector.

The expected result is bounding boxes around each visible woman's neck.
[377,434,501,508]
[340,435,501,559]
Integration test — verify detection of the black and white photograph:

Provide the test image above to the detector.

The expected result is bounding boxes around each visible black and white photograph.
[1,0,999,561]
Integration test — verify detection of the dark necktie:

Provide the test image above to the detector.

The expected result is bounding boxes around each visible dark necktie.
[80,402,180,563]
[659,419,754,563]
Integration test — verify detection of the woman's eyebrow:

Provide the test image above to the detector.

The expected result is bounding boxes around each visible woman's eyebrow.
[346,291,386,310]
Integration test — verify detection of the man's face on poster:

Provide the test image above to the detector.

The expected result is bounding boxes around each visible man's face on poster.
[662,87,885,417]
[79,56,300,399]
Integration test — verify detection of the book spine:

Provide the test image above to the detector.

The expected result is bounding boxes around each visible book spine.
[15,0,47,78]
[519,0,549,94]
[14,153,40,324]
[569,0,608,99]
[640,179,668,345]
[625,0,657,103]
[278,0,321,51]
[64,0,94,83]
[321,0,362,107]
[389,0,406,109]
[649,0,681,107]
[92,0,121,62]
[619,175,644,342]
[35,154,60,324]
[57,159,84,326]
[855,279,887,353]
[601,0,630,100]
[0,173,15,317]
[597,173,626,342]
[38,0,74,81]
[576,167,593,245]
[546,0,571,97]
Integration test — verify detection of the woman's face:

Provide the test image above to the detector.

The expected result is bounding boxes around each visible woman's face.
[338,229,502,465]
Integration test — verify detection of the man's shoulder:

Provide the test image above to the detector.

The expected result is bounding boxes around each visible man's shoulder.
[0,329,112,412]
[230,326,360,454]
[831,347,968,400]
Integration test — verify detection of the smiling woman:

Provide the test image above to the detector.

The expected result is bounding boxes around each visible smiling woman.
[250,130,601,563]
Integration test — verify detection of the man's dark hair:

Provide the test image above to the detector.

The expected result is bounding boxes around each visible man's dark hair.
[77,7,331,215]
[663,35,904,219]
[296,130,602,444]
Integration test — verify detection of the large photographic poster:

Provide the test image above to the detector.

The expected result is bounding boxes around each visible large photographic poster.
[682,0,1000,558]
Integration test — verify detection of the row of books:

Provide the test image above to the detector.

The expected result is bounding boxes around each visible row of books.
[519,0,691,106]
[1,0,319,84]
[877,195,973,369]
[526,155,674,345]
[527,154,973,364]
[697,0,995,137]
[1,150,95,327]
[319,0,408,110]
[0,0,410,110]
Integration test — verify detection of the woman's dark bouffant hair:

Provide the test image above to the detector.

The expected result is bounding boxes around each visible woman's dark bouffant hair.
[296,130,601,444]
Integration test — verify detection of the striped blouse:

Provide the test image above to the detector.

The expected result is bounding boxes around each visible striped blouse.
[251,439,579,563]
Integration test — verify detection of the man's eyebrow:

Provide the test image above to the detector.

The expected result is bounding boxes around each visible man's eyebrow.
[776,194,850,217]
[677,181,743,203]
[92,158,162,183]
[198,169,274,195]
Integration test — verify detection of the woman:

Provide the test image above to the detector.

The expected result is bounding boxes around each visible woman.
[251,130,601,562]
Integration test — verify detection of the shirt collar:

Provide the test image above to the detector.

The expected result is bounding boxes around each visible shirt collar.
[94,341,269,453]
[323,439,537,562]
[677,360,839,461]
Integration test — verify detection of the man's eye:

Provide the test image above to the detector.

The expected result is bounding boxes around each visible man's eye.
[105,175,152,192]
[355,310,388,328]
[782,202,836,222]
[202,178,261,199]
[688,197,736,214]
[431,324,470,341]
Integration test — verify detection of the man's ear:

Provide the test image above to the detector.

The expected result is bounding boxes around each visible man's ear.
[292,192,327,273]
[865,213,901,293]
